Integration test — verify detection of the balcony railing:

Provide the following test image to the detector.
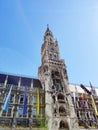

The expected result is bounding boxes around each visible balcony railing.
[58,99,65,103]
[59,128,69,130]
[59,112,66,116]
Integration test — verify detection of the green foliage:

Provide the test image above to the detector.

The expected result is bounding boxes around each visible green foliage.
[37,117,48,130]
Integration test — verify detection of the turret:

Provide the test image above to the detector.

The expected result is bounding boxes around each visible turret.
[41,26,60,65]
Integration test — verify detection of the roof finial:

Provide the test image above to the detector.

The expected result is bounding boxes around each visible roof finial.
[45,24,53,37]
[47,24,49,28]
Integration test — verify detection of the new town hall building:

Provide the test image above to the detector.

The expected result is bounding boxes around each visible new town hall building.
[0,27,98,130]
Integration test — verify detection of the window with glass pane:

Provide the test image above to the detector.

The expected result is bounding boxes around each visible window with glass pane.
[0,92,3,102]
[20,95,24,104]
[32,108,36,116]
[8,106,12,113]
[6,106,12,116]
[18,107,23,115]
[2,110,6,116]
[33,96,37,104]
[10,94,14,103]
[0,84,4,87]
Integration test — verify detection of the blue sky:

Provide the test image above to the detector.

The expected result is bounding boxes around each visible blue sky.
[0,0,98,87]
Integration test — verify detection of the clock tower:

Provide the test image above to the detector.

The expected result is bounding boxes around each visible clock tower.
[38,26,78,130]
[41,25,60,65]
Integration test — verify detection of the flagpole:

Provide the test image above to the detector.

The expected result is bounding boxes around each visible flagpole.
[37,87,40,116]
[3,85,13,111]
[89,82,98,116]
[23,87,27,115]
[91,95,98,116]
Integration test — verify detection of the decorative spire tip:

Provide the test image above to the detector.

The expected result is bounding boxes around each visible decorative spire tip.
[47,24,49,28]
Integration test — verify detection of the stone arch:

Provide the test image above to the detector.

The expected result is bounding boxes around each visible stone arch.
[43,65,48,72]
[58,93,65,103]
[51,69,60,77]
[59,106,66,116]
[59,120,69,129]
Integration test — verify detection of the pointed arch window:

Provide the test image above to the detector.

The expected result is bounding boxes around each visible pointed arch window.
[58,93,65,103]
[59,106,66,116]
[59,120,69,129]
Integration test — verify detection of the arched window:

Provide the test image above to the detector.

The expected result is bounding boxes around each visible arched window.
[59,120,69,129]
[58,93,65,103]
[59,106,66,116]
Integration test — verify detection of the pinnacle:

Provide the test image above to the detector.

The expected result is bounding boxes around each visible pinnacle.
[45,24,53,37]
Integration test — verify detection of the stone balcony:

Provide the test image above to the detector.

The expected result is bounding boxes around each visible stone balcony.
[58,99,65,103]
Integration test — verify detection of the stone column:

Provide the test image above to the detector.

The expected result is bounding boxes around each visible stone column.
[11,106,14,117]
[4,75,8,87]
[16,106,19,118]
[18,77,21,88]
[0,105,3,116]
[31,79,33,89]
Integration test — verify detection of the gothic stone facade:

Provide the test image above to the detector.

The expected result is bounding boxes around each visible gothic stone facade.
[0,27,98,130]
[38,27,98,130]
[0,74,45,128]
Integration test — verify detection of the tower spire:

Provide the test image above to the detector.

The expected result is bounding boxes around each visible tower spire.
[47,24,49,29]
[44,25,53,38]
[38,27,78,130]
